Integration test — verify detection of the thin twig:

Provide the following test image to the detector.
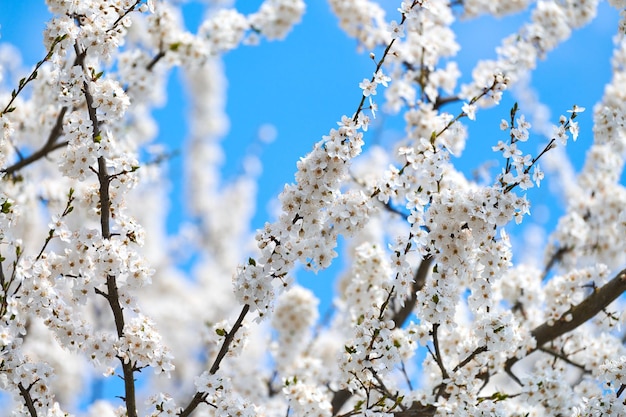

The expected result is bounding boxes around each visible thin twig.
[453,345,488,373]
[1,35,68,117]
[178,304,250,417]
[537,347,589,372]
[430,324,449,381]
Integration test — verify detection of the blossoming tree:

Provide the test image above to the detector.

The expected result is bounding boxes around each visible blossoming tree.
[1,0,626,416]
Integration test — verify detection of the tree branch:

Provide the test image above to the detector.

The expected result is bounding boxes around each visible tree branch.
[1,35,67,117]
[506,268,626,377]
[393,255,432,328]
[453,345,488,373]
[537,346,589,372]
[392,402,437,417]
[178,304,250,417]
[76,38,139,416]
[332,255,432,415]
[2,107,68,177]
[533,268,626,348]
[209,304,250,374]
[18,382,38,417]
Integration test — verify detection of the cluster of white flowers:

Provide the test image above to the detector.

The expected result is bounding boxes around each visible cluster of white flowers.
[543,265,610,325]
[600,356,626,390]
[233,109,379,315]
[334,243,417,412]
[328,0,389,50]
[461,0,600,108]
[271,286,318,373]
[382,2,461,110]
[143,0,304,64]
[194,371,258,417]
[282,378,332,417]
[546,37,626,272]
[116,315,174,375]
[461,0,531,18]
[249,0,306,41]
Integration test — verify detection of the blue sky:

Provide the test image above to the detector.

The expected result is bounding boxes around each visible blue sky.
[0,1,621,313]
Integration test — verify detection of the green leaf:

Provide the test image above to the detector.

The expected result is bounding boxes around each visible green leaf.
[510,102,518,118]
[353,400,364,411]
[248,257,256,266]
[215,328,227,337]
[1,201,12,214]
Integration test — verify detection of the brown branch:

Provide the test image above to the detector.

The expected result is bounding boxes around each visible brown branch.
[506,268,626,378]
[430,323,449,401]
[147,51,166,72]
[2,140,67,177]
[393,255,432,328]
[101,273,137,416]
[97,156,111,238]
[533,269,626,347]
[18,382,38,417]
[331,389,352,416]
[368,260,626,416]
[541,246,571,281]
[392,402,437,417]
[453,345,488,373]
[178,392,207,417]
[76,37,139,416]
[537,346,589,372]
[209,304,250,374]
[178,304,251,417]
[433,95,460,110]
[332,255,432,415]
[1,35,68,117]
[2,107,68,177]
[108,0,142,32]
[371,369,405,411]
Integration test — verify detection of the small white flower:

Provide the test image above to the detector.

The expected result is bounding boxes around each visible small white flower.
[567,105,586,113]
[359,78,377,97]
[374,70,391,87]
[462,102,477,120]
[569,120,580,141]
[388,20,405,39]
[532,165,544,187]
